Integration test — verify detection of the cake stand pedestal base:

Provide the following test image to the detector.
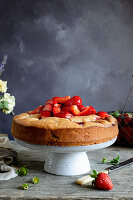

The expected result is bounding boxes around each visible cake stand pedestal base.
[44,152,90,176]
[15,137,117,176]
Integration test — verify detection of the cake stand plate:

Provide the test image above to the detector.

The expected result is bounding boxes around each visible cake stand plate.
[15,137,117,176]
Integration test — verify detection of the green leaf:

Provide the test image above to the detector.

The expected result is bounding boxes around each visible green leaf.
[110,155,119,165]
[114,110,121,117]
[0,101,9,110]
[22,184,29,190]
[89,170,98,179]
[17,165,28,176]
[32,176,40,184]
[102,156,107,163]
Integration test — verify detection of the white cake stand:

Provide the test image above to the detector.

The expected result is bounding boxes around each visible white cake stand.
[15,137,117,176]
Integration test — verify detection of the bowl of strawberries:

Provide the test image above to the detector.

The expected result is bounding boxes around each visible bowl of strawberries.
[110,110,133,146]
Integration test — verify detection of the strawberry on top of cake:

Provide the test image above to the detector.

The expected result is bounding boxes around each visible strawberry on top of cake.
[30,95,109,119]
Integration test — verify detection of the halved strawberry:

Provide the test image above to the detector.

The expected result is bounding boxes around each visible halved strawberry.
[64,96,82,106]
[43,104,53,112]
[53,96,70,104]
[53,103,62,108]
[30,105,43,114]
[61,106,71,112]
[54,111,73,119]
[79,106,96,116]
[46,99,57,105]
[53,107,61,116]
[78,104,85,111]
[41,111,51,118]
[97,111,109,119]
[71,105,80,116]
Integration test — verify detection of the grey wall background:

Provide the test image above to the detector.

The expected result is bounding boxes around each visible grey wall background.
[0,0,132,139]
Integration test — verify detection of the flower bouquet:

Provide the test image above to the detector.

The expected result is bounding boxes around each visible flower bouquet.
[0,55,15,115]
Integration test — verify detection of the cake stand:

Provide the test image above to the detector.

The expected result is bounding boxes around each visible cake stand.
[15,137,117,176]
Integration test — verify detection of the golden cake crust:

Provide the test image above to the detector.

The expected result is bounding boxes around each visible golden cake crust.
[11,113,118,146]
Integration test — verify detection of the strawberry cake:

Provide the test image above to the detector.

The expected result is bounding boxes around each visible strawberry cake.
[11,96,118,146]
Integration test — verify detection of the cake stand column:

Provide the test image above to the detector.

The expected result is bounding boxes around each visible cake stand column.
[44,152,90,176]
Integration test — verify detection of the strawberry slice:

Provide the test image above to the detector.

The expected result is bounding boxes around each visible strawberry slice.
[46,99,57,105]
[53,96,70,104]
[78,105,85,111]
[30,105,43,114]
[97,111,109,119]
[43,104,53,112]
[54,111,73,119]
[53,107,61,116]
[79,106,96,116]
[70,105,80,116]
[61,106,71,112]
[53,103,62,108]
[64,96,82,106]
[41,111,51,118]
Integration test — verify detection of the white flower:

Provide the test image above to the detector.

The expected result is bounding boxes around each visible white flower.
[1,93,15,114]
[0,80,7,93]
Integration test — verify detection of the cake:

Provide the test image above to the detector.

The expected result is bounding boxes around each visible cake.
[11,96,118,146]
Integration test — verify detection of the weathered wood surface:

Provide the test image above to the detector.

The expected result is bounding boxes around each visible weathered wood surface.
[0,141,133,200]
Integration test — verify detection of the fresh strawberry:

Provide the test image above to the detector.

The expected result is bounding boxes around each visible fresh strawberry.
[70,105,80,116]
[123,113,132,125]
[95,173,113,190]
[61,106,71,112]
[116,117,122,124]
[78,104,85,111]
[64,96,82,106]
[97,111,109,119]
[30,105,43,114]
[46,99,57,105]
[53,107,61,116]
[53,96,70,104]
[120,126,133,144]
[124,117,131,125]
[54,111,73,119]
[124,113,132,118]
[90,170,113,190]
[53,103,62,108]
[41,111,51,118]
[79,106,96,116]
[43,104,53,112]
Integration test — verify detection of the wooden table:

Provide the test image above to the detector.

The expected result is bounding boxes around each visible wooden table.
[0,141,133,200]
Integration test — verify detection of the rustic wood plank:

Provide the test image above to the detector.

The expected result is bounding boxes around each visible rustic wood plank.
[0,141,132,200]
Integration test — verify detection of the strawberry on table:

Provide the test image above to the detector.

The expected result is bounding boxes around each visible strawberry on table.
[53,96,70,104]
[70,105,80,116]
[30,105,43,114]
[41,111,52,118]
[64,96,82,106]
[97,111,109,119]
[90,170,113,190]
[79,106,96,116]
